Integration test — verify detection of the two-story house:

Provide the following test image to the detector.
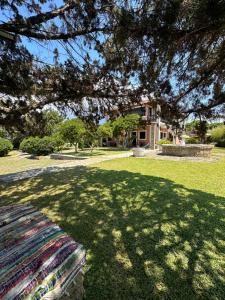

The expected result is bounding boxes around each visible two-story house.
[104,98,175,149]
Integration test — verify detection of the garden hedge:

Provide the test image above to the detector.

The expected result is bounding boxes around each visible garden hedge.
[20,136,64,156]
[211,125,225,147]
[0,138,13,157]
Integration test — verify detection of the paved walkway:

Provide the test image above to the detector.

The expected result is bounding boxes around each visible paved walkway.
[0,152,132,183]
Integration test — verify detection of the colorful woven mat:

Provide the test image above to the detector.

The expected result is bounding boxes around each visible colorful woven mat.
[0,204,85,300]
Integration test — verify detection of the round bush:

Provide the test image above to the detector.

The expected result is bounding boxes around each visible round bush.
[0,138,13,157]
[20,136,64,156]
[157,139,172,145]
[185,137,200,144]
[211,125,225,147]
[37,137,55,155]
[20,137,40,155]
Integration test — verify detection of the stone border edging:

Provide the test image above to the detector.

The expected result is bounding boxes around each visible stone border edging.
[50,153,86,160]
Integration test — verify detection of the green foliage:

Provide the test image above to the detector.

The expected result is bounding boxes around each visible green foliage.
[208,122,223,130]
[84,130,99,150]
[1,0,225,128]
[38,136,60,155]
[22,110,63,137]
[50,135,65,152]
[112,114,140,146]
[20,136,64,156]
[1,110,64,149]
[185,120,199,132]
[185,120,208,142]
[112,114,140,136]
[157,139,172,145]
[185,137,200,144]
[10,132,25,149]
[0,128,8,138]
[0,138,13,157]
[97,122,113,139]
[42,110,64,136]
[20,137,40,155]
[37,137,55,155]
[211,125,225,147]
[58,119,86,152]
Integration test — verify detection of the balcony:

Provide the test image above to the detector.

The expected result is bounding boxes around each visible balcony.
[141,115,158,123]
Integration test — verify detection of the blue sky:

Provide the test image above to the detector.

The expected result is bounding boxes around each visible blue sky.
[1,0,102,66]
[0,1,107,121]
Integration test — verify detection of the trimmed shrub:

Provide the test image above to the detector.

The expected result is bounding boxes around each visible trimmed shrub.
[0,128,8,139]
[211,125,225,147]
[20,137,40,155]
[50,135,65,152]
[20,136,64,156]
[185,137,200,144]
[36,136,55,155]
[157,139,172,145]
[0,138,13,157]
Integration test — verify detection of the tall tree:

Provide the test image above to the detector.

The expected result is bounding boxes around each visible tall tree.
[0,0,225,127]
[58,119,86,152]
[112,114,140,147]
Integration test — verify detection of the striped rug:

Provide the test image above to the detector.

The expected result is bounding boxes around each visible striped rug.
[0,204,85,300]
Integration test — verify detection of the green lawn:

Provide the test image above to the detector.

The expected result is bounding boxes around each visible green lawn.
[0,151,68,175]
[61,147,131,157]
[213,146,225,154]
[1,149,225,299]
[0,147,130,176]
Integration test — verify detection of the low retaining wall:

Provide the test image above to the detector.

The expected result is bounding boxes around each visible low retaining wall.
[50,153,85,160]
[161,144,214,157]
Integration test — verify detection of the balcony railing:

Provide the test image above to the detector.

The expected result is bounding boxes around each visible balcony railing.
[141,115,158,122]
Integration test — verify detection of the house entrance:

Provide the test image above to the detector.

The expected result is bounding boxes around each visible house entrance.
[131,131,137,146]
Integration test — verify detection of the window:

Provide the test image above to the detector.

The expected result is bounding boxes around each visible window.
[139,131,146,140]
[160,132,167,139]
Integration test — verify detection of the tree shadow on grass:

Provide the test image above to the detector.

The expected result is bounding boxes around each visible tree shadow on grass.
[1,166,225,299]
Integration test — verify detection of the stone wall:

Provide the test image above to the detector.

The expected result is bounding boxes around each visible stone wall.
[161,144,213,157]
[50,153,85,160]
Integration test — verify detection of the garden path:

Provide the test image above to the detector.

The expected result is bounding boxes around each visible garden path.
[0,152,132,183]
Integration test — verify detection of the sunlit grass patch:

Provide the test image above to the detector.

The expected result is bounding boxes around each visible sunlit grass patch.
[1,157,225,299]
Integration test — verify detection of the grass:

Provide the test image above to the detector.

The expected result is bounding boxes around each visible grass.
[1,147,225,299]
[61,147,131,157]
[0,147,130,176]
[213,146,225,154]
[0,146,222,176]
[0,151,68,175]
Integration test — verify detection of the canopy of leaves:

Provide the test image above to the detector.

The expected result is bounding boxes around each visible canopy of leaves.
[112,114,140,137]
[185,120,208,142]
[210,125,225,146]
[97,122,113,138]
[0,127,8,138]
[58,119,86,150]
[0,0,225,127]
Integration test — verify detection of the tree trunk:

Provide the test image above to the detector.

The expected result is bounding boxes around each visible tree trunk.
[90,143,94,152]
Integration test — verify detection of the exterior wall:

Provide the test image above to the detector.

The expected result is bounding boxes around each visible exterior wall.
[135,126,151,146]
[104,102,174,149]
[150,124,156,149]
